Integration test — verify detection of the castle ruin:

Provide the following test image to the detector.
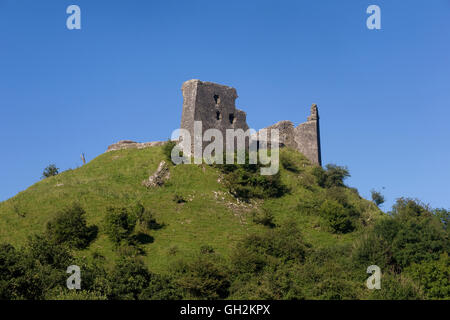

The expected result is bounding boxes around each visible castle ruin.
[108,79,322,166]
[180,79,322,166]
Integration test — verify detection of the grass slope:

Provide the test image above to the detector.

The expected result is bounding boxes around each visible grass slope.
[0,146,383,273]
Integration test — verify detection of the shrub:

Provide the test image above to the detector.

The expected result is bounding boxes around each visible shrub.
[240,220,308,263]
[215,152,288,201]
[324,164,350,188]
[168,245,178,256]
[352,232,392,272]
[162,139,179,164]
[389,199,448,268]
[224,168,288,200]
[312,164,350,188]
[353,199,449,272]
[296,196,323,216]
[133,203,162,231]
[434,208,449,233]
[320,200,356,234]
[173,194,186,204]
[104,206,137,245]
[369,273,423,300]
[371,190,385,207]
[405,253,450,299]
[0,243,45,299]
[107,256,152,300]
[174,255,230,299]
[391,218,447,268]
[42,164,59,178]
[139,274,183,300]
[27,235,73,269]
[46,204,97,249]
[280,151,300,173]
[200,245,215,255]
[251,208,276,228]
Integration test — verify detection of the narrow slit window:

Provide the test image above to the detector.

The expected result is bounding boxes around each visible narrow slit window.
[229,113,235,124]
[216,111,221,120]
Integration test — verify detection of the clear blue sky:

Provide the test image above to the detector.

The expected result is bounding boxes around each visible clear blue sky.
[1,0,449,210]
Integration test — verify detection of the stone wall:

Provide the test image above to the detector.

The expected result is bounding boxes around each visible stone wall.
[180,79,249,152]
[106,140,166,152]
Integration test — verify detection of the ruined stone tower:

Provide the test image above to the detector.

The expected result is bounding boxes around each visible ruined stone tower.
[180,79,249,152]
[262,105,321,165]
[179,79,322,166]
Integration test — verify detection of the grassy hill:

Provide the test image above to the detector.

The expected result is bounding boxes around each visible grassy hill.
[0,146,381,272]
[1,146,448,300]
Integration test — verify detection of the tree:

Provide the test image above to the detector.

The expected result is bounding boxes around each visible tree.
[46,204,97,249]
[174,255,230,299]
[324,164,350,188]
[104,206,137,245]
[312,164,350,188]
[371,189,385,207]
[42,164,59,178]
[107,256,152,300]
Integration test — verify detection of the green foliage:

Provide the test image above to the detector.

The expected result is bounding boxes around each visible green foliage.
[0,237,76,300]
[405,253,450,299]
[27,235,73,269]
[107,256,152,300]
[312,164,350,188]
[173,193,186,204]
[133,203,162,231]
[42,164,59,178]
[369,273,423,300]
[301,245,361,300]
[251,208,276,228]
[0,243,44,299]
[162,140,178,164]
[352,231,392,272]
[200,245,215,255]
[389,199,448,268]
[280,151,300,173]
[296,196,323,216]
[320,200,357,234]
[434,208,449,230]
[353,198,449,283]
[240,221,308,263]
[214,152,288,201]
[49,290,107,300]
[46,204,97,249]
[104,206,137,245]
[222,167,288,201]
[371,189,385,207]
[174,255,230,299]
[139,274,183,300]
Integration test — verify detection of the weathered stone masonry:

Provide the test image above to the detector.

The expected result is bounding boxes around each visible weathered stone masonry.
[180,79,322,166]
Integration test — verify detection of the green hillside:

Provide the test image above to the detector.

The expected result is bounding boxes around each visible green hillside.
[0,146,448,300]
[0,146,376,270]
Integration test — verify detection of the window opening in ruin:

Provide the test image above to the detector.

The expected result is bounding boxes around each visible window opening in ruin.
[214,95,220,105]
[229,113,235,124]
[216,111,221,120]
